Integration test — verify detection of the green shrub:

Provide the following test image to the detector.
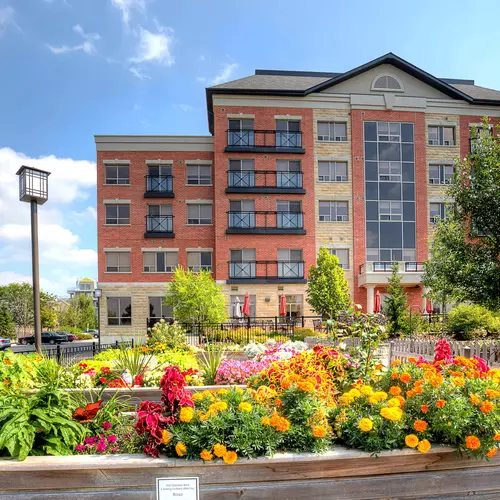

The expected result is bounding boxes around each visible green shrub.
[93,349,121,362]
[59,326,83,335]
[292,327,314,341]
[147,320,189,351]
[447,304,495,340]
[76,333,93,340]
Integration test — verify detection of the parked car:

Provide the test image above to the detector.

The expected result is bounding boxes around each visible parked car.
[65,333,78,342]
[19,332,68,345]
[0,338,11,351]
[85,329,99,339]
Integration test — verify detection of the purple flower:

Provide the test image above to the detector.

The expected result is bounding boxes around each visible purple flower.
[102,422,112,430]
[84,437,96,446]
[96,442,108,453]
[76,444,87,452]
[107,435,117,443]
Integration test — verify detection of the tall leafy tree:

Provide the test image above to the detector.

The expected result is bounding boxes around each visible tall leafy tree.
[60,295,97,331]
[423,119,500,310]
[0,304,16,339]
[306,247,351,319]
[165,267,227,324]
[384,263,410,335]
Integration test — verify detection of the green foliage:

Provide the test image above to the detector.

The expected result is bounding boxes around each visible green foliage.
[147,320,190,351]
[59,326,84,335]
[306,247,351,319]
[76,333,93,340]
[447,304,495,340]
[0,387,86,460]
[384,263,409,335]
[165,268,227,324]
[423,119,500,310]
[292,327,314,341]
[197,344,226,384]
[0,303,16,339]
[41,307,58,329]
[115,346,156,381]
[60,295,97,331]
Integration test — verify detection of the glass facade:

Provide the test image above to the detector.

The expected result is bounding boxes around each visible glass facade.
[364,121,416,262]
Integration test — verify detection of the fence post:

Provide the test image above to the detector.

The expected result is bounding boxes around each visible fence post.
[56,344,62,365]
[115,340,119,349]
[92,341,96,358]
[131,338,134,349]
[274,316,278,332]
[292,321,295,342]
[301,316,305,328]
[388,341,394,367]
[464,346,471,358]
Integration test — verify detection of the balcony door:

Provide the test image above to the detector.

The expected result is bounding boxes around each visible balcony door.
[147,204,173,232]
[228,159,255,188]
[228,119,254,146]
[230,249,256,278]
[277,249,303,278]
[276,201,302,229]
[276,120,301,148]
[147,165,172,192]
[276,160,301,188]
[229,200,255,228]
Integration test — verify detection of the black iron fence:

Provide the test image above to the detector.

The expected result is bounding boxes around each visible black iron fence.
[14,340,133,365]
[227,170,304,190]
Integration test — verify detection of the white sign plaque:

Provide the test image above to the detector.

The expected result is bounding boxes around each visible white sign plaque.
[156,477,199,500]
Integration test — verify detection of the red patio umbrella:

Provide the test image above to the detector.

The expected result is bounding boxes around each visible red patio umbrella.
[279,293,287,317]
[426,297,434,314]
[373,290,381,313]
[242,292,251,317]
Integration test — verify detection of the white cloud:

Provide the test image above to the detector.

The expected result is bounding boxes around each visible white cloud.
[71,206,97,221]
[174,104,194,112]
[129,66,150,80]
[211,62,238,85]
[0,271,31,286]
[111,0,148,27]
[47,24,101,56]
[129,25,174,66]
[0,6,18,33]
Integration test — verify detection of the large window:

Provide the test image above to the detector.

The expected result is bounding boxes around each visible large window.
[277,249,303,278]
[146,164,172,192]
[429,164,454,184]
[430,203,452,223]
[229,249,256,278]
[105,252,130,273]
[148,297,173,321]
[318,161,348,182]
[187,251,212,272]
[187,204,212,225]
[317,122,347,142]
[364,121,416,263]
[147,204,173,232]
[428,126,455,146]
[319,201,349,222]
[328,248,349,270]
[228,159,255,188]
[230,295,256,318]
[229,200,255,228]
[228,119,254,146]
[276,120,301,148]
[105,164,129,184]
[107,297,131,326]
[276,200,302,228]
[143,251,178,273]
[187,164,211,185]
[105,204,130,225]
[276,160,301,188]
[283,295,303,318]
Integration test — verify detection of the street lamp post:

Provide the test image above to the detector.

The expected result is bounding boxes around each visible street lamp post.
[16,165,50,355]
[94,288,102,351]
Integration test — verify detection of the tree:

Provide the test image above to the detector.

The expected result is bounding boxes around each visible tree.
[0,304,16,339]
[306,247,351,319]
[60,295,97,331]
[423,119,500,311]
[384,263,409,335]
[165,267,227,324]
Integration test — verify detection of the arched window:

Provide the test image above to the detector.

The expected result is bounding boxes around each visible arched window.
[371,74,404,92]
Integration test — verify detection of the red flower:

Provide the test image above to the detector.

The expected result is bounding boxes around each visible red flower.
[100,367,111,374]
[434,339,452,365]
[99,377,107,384]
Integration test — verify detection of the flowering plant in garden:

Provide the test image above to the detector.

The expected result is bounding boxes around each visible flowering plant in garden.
[215,359,269,385]
[75,422,120,455]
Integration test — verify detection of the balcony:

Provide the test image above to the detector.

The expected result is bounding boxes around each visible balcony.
[226,170,305,194]
[225,129,305,154]
[227,260,306,284]
[227,211,305,235]
[144,215,174,238]
[144,175,174,198]
[358,261,424,286]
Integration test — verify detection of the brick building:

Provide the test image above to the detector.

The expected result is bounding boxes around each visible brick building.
[95,53,500,340]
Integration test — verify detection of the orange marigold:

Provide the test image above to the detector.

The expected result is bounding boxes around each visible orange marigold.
[175,442,187,457]
[485,388,500,399]
[465,435,481,450]
[200,449,213,461]
[391,360,401,367]
[400,372,412,384]
[480,400,495,414]
[494,434,500,441]
[405,434,419,448]
[486,448,498,458]
[312,425,327,438]
[414,420,428,432]
[417,439,431,453]
[389,386,402,396]
[213,443,227,458]
[161,430,172,445]
[391,372,399,380]
[436,399,446,408]
[223,450,238,465]
[420,405,429,414]
[469,394,481,406]
[261,416,271,426]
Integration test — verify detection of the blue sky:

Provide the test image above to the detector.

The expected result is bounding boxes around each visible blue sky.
[1,0,500,295]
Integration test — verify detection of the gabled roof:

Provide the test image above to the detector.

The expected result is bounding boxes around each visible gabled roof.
[205,52,500,133]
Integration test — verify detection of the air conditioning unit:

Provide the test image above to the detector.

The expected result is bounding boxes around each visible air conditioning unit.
[335,176,343,182]
[336,215,345,222]
[444,140,454,146]
[318,135,329,141]
[428,139,439,145]
[335,136,347,142]
[429,178,437,184]
[144,266,155,272]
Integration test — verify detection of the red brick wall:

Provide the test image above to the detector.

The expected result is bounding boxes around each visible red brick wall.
[97,151,214,283]
[351,110,427,308]
[212,106,316,281]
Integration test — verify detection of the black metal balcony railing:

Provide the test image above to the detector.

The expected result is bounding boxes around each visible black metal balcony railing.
[144,175,174,198]
[405,262,425,272]
[228,260,305,284]
[227,211,305,234]
[359,262,425,273]
[226,170,305,194]
[226,129,304,153]
[144,215,174,238]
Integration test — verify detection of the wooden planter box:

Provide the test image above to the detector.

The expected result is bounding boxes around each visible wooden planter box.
[1,446,499,499]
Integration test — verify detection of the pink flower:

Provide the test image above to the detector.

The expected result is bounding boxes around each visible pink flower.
[96,442,107,453]
[102,421,112,430]
[84,437,96,446]
[75,444,86,452]
[107,435,117,443]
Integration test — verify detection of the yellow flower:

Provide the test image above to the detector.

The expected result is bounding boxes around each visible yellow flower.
[236,388,244,394]
[405,434,419,448]
[469,394,481,406]
[200,449,213,461]
[261,416,271,426]
[238,402,253,412]
[380,407,403,422]
[388,398,401,408]
[373,391,388,402]
[339,393,355,406]
[348,388,361,399]
[192,393,203,402]
[358,418,373,432]
[161,430,172,445]
[175,442,187,457]
[213,443,227,458]
[179,406,194,423]
[417,439,431,453]
[312,425,327,438]
[360,385,373,396]
[217,388,229,396]
[223,450,238,464]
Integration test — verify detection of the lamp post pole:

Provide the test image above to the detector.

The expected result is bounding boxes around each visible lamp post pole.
[31,201,42,355]
[94,288,102,351]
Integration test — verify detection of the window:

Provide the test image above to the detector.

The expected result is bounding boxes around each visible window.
[428,126,455,146]
[187,204,212,225]
[319,201,349,222]
[276,160,302,188]
[430,203,452,223]
[318,161,348,182]
[187,251,212,272]
[283,295,303,318]
[277,249,303,278]
[147,204,173,233]
[229,200,255,228]
[105,204,130,225]
[230,249,256,278]
[187,164,211,185]
[371,74,403,91]
[429,164,454,184]
[230,295,256,318]
[146,164,172,192]
[105,252,130,273]
[317,122,347,142]
[379,162,401,182]
[107,297,131,326]
[379,201,402,221]
[328,248,349,269]
[228,159,255,187]
[276,120,301,148]
[143,251,178,273]
[228,119,254,146]
[148,297,173,321]
[105,164,129,185]
[276,200,302,228]
[378,122,401,142]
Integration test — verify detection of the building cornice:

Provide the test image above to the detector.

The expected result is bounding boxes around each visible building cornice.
[95,135,214,152]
